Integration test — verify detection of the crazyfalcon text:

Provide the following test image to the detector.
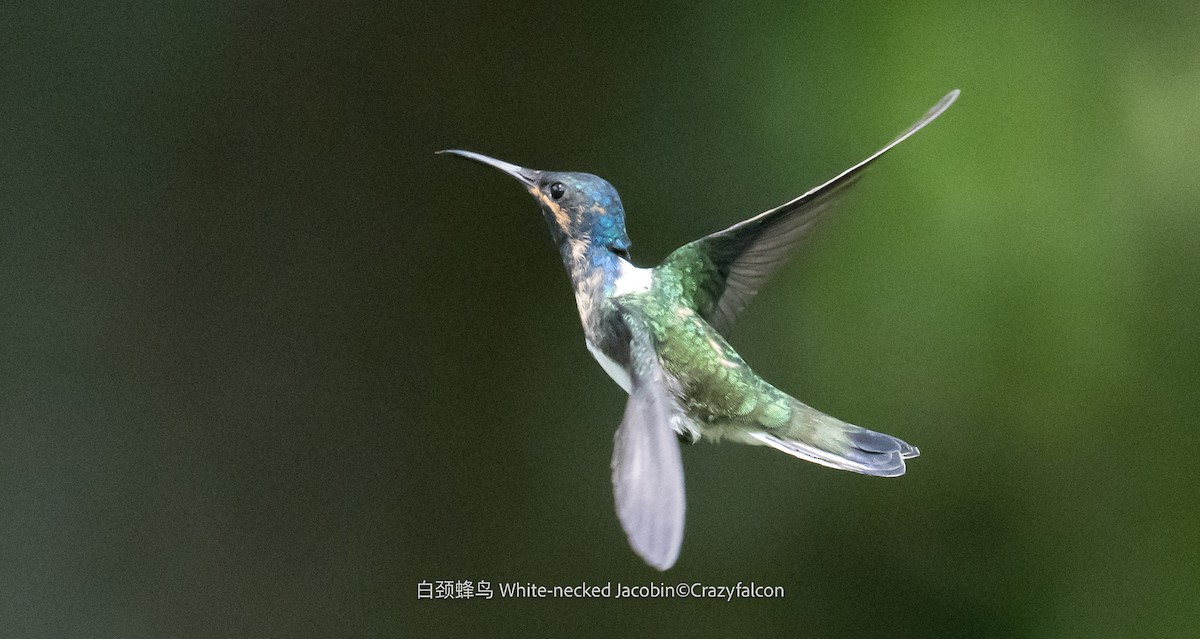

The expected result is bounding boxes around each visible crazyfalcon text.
[495,581,783,601]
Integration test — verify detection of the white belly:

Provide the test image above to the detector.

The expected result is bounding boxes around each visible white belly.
[577,258,649,396]
[586,339,632,394]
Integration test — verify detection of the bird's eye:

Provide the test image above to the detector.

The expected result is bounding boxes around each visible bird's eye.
[549,182,566,200]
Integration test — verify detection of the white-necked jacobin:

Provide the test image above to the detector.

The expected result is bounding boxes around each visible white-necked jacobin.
[439,90,958,570]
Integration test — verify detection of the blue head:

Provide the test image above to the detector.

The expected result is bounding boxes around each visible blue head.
[439,150,632,260]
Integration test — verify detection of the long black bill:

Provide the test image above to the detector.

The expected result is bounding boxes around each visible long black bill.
[437,149,538,186]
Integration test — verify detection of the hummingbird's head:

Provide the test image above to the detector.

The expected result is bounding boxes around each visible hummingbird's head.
[438,150,632,256]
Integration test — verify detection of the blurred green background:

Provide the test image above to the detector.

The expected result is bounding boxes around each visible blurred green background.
[3,1,1199,636]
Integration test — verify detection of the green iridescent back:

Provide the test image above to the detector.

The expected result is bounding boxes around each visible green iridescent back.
[619,264,793,432]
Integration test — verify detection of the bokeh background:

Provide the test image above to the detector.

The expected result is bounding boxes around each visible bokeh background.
[3,1,1199,636]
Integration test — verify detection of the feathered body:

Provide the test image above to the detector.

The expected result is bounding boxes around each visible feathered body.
[577,249,916,469]
[440,89,957,570]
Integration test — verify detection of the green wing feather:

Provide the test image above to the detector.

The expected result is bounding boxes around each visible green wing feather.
[658,91,958,335]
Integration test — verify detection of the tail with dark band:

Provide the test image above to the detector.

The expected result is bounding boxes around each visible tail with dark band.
[750,399,918,477]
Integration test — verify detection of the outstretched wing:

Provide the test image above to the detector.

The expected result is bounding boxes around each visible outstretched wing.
[658,90,959,335]
[611,321,687,571]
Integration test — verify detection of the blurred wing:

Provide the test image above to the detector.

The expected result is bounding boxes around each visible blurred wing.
[611,322,686,571]
[659,90,958,335]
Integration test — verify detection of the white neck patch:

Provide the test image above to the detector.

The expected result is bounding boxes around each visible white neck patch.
[612,259,652,297]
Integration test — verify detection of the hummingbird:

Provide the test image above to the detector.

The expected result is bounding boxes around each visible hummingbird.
[439,90,958,570]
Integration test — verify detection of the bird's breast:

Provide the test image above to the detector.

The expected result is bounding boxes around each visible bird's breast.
[569,257,650,395]
[586,338,632,394]
[577,293,636,394]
